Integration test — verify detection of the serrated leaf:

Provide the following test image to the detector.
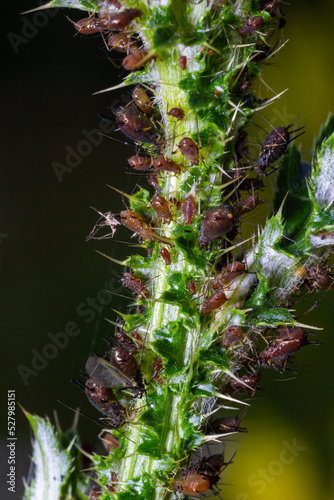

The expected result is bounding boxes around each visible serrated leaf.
[24,410,72,500]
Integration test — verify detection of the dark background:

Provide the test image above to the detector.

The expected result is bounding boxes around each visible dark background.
[1,1,334,499]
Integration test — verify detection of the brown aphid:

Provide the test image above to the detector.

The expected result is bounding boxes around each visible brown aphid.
[120,209,155,240]
[153,155,181,175]
[179,137,199,165]
[188,281,197,295]
[179,55,187,69]
[107,33,137,53]
[239,16,264,37]
[213,261,246,290]
[174,473,211,496]
[235,194,259,216]
[84,378,126,428]
[221,325,243,348]
[115,330,141,354]
[127,155,152,171]
[98,9,143,31]
[99,431,120,453]
[160,247,171,265]
[122,271,149,299]
[198,205,235,248]
[116,105,159,146]
[148,175,160,192]
[108,471,118,493]
[88,489,102,499]
[208,416,245,434]
[255,125,304,176]
[109,344,138,378]
[168,107,185,120]
[201,291,227,315]
[304,265,332,291]
[180,179,200,225]
[132,86,153,116]
[260,327,308,366]
[71,16,100,34]
[122,49,153,71]
[229,373,261,394]
[151,194,171,222]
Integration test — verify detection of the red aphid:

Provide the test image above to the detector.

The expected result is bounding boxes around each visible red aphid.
[229,374,260,394]
[153,357,164,384]
[261,327,308,366]
[153,155,181,175]
[160,247,171,265]
[122,50,153,71]
[71,17,100,34]
[179,55,187,69]
[198,205,235,248]
[188,281,197,295]
[212,261,246,289]
[107,33,137,53]
[127,155,152,171]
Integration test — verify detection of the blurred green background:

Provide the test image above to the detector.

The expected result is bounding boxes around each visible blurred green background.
[1,1,334,498]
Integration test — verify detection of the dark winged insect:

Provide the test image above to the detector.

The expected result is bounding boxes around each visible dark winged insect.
[201,291,227,315]
[198,205,235,248]
[116,105,160,146]
[168,107,185,121]
[255,125,305,176]
[83,378,126,428]
[86,355,145,398]
[160,247,171,265]
[122,271,149,299]
[239,16,264,38]
[98,9,143,31]
[178,137,199,165]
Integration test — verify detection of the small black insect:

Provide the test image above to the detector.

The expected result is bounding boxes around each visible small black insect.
[255,125,304,176]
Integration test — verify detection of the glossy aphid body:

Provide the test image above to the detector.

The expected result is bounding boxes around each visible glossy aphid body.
[212,261,246,290]
[181,193,197,225]
[99,431,120,453]
[107,33,137,53]
[72,16,101,34]
[198,205,235,248]
[255,125,304,176]
[179,55,187,70]
[260,327,308,367]
[108,343,138,378]
[160,247,171,265]
[86,355,145,398]
[239,16,264,38]
[235,194,259,216]
[178,137,199,165]
[168,107,185,121]
[98,9,143,31]
[151,195,171,223]
[120,209,155,241]
[221,325,243,348]
[132,86,153,116]
[127,155,152,171]
[116,105,159,146]
[201,291,227,315]
[122,271,149,299]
